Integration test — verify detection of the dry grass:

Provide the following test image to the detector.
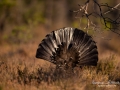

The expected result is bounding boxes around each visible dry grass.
[0,42,120,90]
[0,26,120,90]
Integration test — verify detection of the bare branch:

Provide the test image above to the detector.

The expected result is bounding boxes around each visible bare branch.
[104,3,120,14]
[71,0,120,36]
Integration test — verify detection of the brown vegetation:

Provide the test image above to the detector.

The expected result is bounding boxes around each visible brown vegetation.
[0,25,120,90]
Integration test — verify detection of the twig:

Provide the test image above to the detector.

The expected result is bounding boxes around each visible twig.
[104,3,120,14]
[71,0,120,36]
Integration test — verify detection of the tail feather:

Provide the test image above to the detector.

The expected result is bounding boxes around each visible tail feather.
[79,48,98,61]
[36,27,98,68]
[79,54,98,66]
[73,29,84,48]
[36,46,51,61]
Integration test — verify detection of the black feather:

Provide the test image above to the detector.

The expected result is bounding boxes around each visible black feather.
[36,27,98,68]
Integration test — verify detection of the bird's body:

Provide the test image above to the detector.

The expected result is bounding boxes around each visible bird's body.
[36,27,98,69]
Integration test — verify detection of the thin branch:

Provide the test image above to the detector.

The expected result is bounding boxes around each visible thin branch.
[71,0,120,36]
[104,3,120,14]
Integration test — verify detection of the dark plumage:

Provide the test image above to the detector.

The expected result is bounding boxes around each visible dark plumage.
[36,27,98,68]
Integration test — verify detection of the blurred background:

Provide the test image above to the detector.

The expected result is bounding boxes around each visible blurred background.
[0,1,120,90]
[0,0,120,57]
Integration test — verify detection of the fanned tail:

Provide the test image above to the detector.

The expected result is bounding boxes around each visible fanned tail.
[36,27,98,68]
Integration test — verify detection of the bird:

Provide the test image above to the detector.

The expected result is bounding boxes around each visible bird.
[36,27,98,69]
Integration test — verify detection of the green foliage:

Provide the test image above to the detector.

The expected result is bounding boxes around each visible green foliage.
[0,0,16,18]
[0,0,16,9]
[5,25,33,43]
[23,8,45,25]
[0,0,45,43]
